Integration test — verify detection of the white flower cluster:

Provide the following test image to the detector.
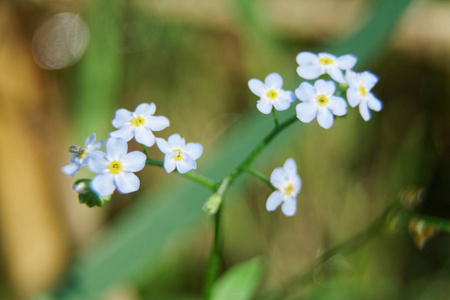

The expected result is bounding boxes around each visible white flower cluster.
[248,51,383,216]
[249,51,383,128]
[62,103,203,199]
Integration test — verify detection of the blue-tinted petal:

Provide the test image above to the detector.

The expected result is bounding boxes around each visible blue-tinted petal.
[248,79,265,96]
[266,191,283,211]
[265,73,283,89]
[134,126,155,147]
[283,158,297,177]
[148,116,170,131]
[296,102,317,123]
[367,94,383,111]
[295,82,316,102]
[85,133,96,147]
[317,108,334,129]
[326,66,346,83]
[184,143,203,160]
[167,134,183,147]
[110,126,134,142]
[329,96,347,116]
[163,154,177,173]
[88,151,109,173]
[359,101,371,121]
[270,167,287,189]
[336,54,357,69]
[281,199,297,216]
[256,99,273,114]
[112,109,132,128]
[346,88,361,107]
[61,163,80,176]
[297,65,323,80]
[114,172,140,194]
[135,103,155,116]
[91,173,116,197]
[122,151,146,172]
[106,138,127,159]
[314,79,336,96]
[176,155,196,174]
[156,138,171,154]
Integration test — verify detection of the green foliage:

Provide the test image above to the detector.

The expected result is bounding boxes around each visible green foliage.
[211,258,265,300]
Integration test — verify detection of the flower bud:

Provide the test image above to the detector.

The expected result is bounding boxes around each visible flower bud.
[203,193,223,215]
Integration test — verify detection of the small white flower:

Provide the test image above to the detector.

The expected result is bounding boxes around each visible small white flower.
[248,73,296,114]
[296,52,357,84]
[156,134,203,174]
[295,79,347,129]
[110,103,170,147]
[62,133,104,176]
[267,158,301,217]
[88,138,146,197]
[346,70,383,121]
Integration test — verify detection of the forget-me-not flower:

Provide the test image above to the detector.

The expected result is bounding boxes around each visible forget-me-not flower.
[62,133,104,176]
[248,73,296,114]
[111,103,170,147]
[267,158,301,217]
[346,70,383,121]
[156,134,203,174]
[88,138,146,197]
[296,52,357,83]
[295,79,347,129]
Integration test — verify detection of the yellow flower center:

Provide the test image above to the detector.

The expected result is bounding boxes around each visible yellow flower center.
[359,85,367,98]
[266,89,278,100]
[319,57,333,65]
[78,149,87,158]
[284,183,294,195]
[131,116,145,127]
[317,94,329,106]
[108,160,122,174]
[172,149,183,161]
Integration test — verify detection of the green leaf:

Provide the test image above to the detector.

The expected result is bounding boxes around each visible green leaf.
[211,258,265,300]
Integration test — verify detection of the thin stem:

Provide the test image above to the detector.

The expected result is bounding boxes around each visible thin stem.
[243,166,275,190]
[257,204,395,300]
[143,146,218,191]
[271,109,279,128]
[203,205,223,299]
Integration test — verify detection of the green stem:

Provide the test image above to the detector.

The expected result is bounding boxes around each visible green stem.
[143,146,218,191]
[271,109,279,128]
[203,205,223,299]
[243,167,275,190]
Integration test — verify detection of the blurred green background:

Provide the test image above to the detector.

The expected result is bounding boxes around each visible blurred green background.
[0,0,449,299]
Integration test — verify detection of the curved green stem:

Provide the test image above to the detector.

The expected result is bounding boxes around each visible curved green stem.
[271,109,279,128]
[243,167,275,190]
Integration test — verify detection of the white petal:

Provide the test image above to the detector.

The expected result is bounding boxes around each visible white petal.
[114,172,140,194]
[89,140,104,152]
[318,52,336,61]
[61,163,80,176]
[266,191,283,211]
[167,134,183,146]
[184,143,203,160]
[359,101,371,121]
[256,99,273,114]
[270,167,287,189]
[336,54,357,69]
[283,158,297,177]
[287,91,296,102]
[345,70,358,88]
[314,79,335,96]
[296,102,317,123]
[272,97,291,111]
[110,126,134,142]
[248,79,265,96]
[156,138,171,154]
[293,175,302,196]
[176,155,196,174]
[163,154,177,173]
[346,88,362,107]
[122,151,146,172]
[317,108,334,129]
[88,151,109,173]
[148,116,170,131]
[134,127,155,147]
[296,51,318,65]
[326,67,346,83]
[281,199,297,216]
[265,73,283,89]
[295,82,316,102]
[297,65,323,80]
[135,103,155,116]
[329,96,347,116]
[106,138,128,160]
[91,173,116,197]
[112,109,132,128]
[361,71,378,90]
[367,94,383,112]
[85,133,96,146]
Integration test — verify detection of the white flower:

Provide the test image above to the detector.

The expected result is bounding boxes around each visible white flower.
[88,138,146,197]
[346,70,383,121]
[156,134,203,174]
[296,52,357,84]
[295,79,347,129]
[110,103,170,147]
[248,73,296,114]
[61,133,104,176]
[267,158,301,217]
